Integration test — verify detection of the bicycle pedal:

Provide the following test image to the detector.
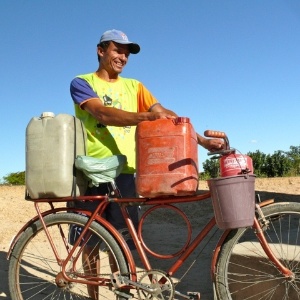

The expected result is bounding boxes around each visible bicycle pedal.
[110,272,126,288]
[115,290,134,299]
[187,291,201,300]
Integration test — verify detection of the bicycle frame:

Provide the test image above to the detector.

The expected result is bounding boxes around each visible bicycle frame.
[8,127,298,299]
[7,191,294,291]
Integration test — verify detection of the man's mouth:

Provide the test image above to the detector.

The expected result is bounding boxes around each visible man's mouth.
[115,61,124,68]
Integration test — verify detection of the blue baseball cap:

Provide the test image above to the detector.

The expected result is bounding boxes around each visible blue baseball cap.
[98,29,140,54]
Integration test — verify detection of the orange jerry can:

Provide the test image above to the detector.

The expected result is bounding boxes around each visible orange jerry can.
[136,117,199,198]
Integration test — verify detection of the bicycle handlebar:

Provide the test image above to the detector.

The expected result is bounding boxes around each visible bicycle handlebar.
[204,130,227,139]
[204,130,230,151]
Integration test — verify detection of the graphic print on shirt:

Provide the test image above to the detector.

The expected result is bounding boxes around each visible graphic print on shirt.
[103,94,113,106]
[95,92,132,138]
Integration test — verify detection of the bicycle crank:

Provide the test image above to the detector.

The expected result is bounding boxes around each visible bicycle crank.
[111,270,200,300]
[137,270,174,300]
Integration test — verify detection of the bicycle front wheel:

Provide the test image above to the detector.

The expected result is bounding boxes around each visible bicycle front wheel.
[9,212,129,300]
[215,202,300,300]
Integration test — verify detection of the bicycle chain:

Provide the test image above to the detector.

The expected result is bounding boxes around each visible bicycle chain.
[102,269,174,300]
[99,269,146,278]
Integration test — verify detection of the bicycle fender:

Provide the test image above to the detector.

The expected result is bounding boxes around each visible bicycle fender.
[258,199,274,207]
[6,207,137,281]
[6,207,95,259]
[92,215,138,280]
[210,199,275,282]
[6,207,72,260]
[210,229,231,282]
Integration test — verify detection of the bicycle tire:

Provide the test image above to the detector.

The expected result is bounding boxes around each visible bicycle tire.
[8,212,129,300]
[215,202,300,299]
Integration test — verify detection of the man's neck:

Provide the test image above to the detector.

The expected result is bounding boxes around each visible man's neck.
[95,69,118,82]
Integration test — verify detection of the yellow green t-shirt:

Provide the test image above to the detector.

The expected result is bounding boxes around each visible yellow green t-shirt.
[70,73,158,174]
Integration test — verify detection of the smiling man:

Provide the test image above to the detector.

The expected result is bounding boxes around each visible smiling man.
[70,29,223,300]
[70,29,178,300]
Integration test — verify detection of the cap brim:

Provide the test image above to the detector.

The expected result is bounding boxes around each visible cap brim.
[113,40,140,54]
[128,43,140,54]
[101,38,140,54]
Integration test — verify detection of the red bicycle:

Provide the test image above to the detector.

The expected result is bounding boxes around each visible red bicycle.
[7,131,300,299]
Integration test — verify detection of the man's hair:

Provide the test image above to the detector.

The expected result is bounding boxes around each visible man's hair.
[97,41,110,62]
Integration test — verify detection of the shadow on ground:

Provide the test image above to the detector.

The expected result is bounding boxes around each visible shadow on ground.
[0,251,9,298]
[256,190,300,203]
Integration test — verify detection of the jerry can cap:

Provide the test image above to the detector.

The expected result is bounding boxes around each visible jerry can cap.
[40,112,55,119]
[174,117,190,124]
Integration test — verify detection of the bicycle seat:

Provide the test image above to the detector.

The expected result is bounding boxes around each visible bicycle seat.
[75,155,127,186]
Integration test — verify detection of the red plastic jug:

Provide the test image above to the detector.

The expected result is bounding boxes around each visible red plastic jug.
[136,117,199,198]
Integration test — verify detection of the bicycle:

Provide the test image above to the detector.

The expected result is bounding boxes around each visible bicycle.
[7,130,300,299]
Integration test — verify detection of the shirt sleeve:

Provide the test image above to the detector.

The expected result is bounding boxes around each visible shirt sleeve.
[70,77,99,105]
[137,82,159,112]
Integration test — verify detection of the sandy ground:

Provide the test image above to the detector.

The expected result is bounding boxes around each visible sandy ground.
[0,177,300,299]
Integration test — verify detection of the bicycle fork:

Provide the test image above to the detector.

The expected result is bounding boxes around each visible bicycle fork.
[254,203,295,280]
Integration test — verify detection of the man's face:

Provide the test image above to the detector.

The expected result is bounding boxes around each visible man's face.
[99,41,130,75]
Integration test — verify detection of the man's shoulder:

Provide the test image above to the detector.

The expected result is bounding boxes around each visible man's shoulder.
[71,73,98,89]
[119,76,140,87]
[119,76,138,82]
[76,73,95,81]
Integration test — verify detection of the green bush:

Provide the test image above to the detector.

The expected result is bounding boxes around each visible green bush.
[201,145,300,179]
[2,171,25,185]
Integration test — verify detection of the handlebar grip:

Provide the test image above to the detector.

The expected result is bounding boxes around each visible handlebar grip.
[204,130,227,139]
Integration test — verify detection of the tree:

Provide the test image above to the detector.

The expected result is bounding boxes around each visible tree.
[247,150,267,177]
[2,171,25,185]
[286,146,300,176]
[202,157,220,179]
[202,145,300,178]
[264,151,292,177]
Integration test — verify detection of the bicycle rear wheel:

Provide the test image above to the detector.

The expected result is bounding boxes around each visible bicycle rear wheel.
[8,212,129,300]
[215,202,300,300]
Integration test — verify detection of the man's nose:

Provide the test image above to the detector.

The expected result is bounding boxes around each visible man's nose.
[119,53,128,61]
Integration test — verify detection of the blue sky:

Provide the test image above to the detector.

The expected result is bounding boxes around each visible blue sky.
[1,0,299,180]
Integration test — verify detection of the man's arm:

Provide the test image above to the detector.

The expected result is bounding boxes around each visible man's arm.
[82,99,175,127]
[147,103,224,151]
[149,103,177,116]
[197,133,224,151]
[74,77,224,150]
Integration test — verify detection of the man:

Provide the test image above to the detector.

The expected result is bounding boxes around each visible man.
[70,29,223,299]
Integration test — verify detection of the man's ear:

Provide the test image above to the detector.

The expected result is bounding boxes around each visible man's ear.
[97,46,105,58]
